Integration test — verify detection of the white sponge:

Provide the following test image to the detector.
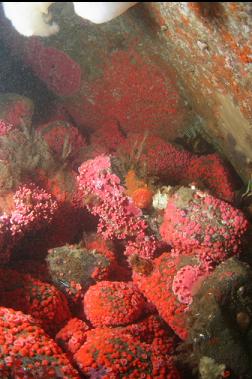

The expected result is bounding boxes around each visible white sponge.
[2,2,59,37]
[2,2,138,37]
[73,2,138,24]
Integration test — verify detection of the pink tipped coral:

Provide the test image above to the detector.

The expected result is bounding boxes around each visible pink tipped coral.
[77,154,157,259]
[10,182,59,237]
[160,187,248,265]
[0,119,13,136]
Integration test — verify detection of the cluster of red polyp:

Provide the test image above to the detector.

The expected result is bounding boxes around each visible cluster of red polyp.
[0,90,250,378]
[160,187,248,265]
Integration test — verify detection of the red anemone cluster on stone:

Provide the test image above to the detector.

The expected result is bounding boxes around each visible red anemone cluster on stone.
[84,281,146,327]
[160,186,248,265]
[0,268,71,336]
[74,327,180,379]
[0,307,80,379]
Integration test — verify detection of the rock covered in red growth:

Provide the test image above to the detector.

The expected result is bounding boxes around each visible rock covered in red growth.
[10,182,59,238]
[68,49,183,138]
[121,314,175,344]
[37,120,86,166]
[56,318,90,355]
[0,307,80,379]
[117,132,193,182]
[23,38,82,96]
[121,315,180,378]
[0,268,71,336]
[187,153,236,202]
[47,243,116,306]
[84,281,146,327]
[160,186,248,265]
[0,93,34,129]
[77,154,157,259]
[74,327,181,379]
[133,252,190,340]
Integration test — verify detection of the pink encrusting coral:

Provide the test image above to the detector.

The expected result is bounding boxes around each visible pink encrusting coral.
[160,187,248,265]
[83,281,146,327]
[76,154,157,259]
[0,183,59,264]
[0,119,13,136]
[0,307,80,378]
[10,183,59,237]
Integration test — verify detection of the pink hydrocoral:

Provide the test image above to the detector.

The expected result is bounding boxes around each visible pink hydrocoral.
[10,182,59,237]
[187,154,236,202]
[77,155,157,259]
[0,184,59,264]
[0,119,13,136]
[23,38,81,96]
[160,187,248,265]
